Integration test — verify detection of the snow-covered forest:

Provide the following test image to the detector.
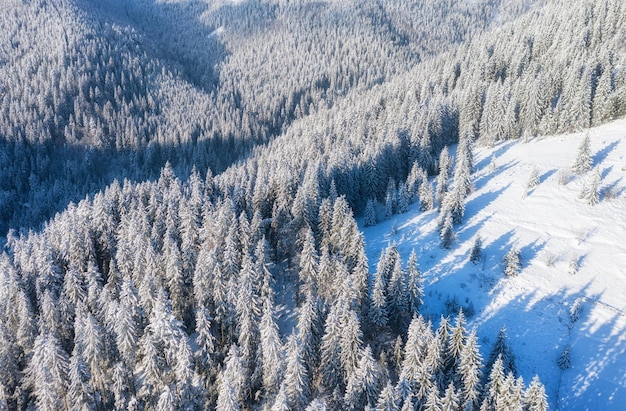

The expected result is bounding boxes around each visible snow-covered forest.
[0,0,625,409]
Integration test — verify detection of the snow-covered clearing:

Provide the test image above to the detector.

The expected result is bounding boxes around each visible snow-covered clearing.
[361,118,626,410]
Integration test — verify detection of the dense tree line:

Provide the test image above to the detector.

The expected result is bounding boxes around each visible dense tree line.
[0,165,546,410]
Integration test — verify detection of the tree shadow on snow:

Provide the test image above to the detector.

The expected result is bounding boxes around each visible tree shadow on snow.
[465,184,511,215]
[593,140,620,166]
[475,140,518,171]
[474,161,518,191]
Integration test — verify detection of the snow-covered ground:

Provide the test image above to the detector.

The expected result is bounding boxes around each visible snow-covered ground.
[361,118,626,410]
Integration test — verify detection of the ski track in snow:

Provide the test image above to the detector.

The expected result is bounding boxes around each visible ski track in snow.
[361,118,626,410]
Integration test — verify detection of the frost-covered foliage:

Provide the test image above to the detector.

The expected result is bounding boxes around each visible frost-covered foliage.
[0,167,542,409]
[3,0,623,407]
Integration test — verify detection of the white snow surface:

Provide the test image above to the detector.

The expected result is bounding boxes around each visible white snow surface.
[361,118,626,410]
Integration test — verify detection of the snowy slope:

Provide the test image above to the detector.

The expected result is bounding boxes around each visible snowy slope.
[361,118,626,410]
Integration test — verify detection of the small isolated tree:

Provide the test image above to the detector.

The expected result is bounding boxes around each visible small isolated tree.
[469,236,482,265]
[569,298,583,324]
[558,346,571,370]
[503,247,521,277]
[583,168,601,205]
[557,168,571,185]
[572,133,592,175]
[526,167,540,192]
[364,199,377,227]
[568,257,580,275]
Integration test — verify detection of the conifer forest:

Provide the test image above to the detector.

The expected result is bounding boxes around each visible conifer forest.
[1,0,626,409]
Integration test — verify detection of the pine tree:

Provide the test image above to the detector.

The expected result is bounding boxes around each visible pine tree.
[523,376,548,411]
[440,212,454,249]
[469,236,482,265]
[282,334,309,410]
[25,333,70,411]
[216,345,244,410]
[299,227,319,296]
[339,309,364,383]
[344,345,381,410]
[485,356,506,408]
[458,328,482,410]
[486,326,516,377]
[406,250,424,317]
[572,133,592,175]
[526,167,540,193]
[375,382,399,411]
[397,183,410,214]
[319,302,344,391]
[364,198,377,227]
[558,346,571,370]
[387,258,409,333]
[584,167,601,205]
[260,297,284,397]
[424,385,441,411]
[441,382,459,411]
[504,247,521,277]
[369,270,389,330]
[445,310,466,377]
[195,305,216,378]
[419,179,434,211]
[384,192,394,220]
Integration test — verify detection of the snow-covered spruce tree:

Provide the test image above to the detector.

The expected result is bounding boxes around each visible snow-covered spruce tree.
[485,326,516,377]
[526,167,540,193]
[375,381,399,411]
[259,297,284,399]
[568,257,580,275]
[584,167,601,205]
[523,375,548,411]
[406,250,424,317]
[384,192,394,220]
[440,212,455,249]
[436,146,452,204]
[387,258,410,334]
[440,183,465,225]
[216,345,244,411]
[441,382,459,411]
[558,346,571,370]
[458,328,482,410]
[299,226,319,297]
[419,179,434,211]
[397,183,410,214]
[503,247,521,277]
[572,133,593,175]
[343,345,381,410]
[469,236,482,265]
[319,302,345,392]
[24,333,70,411]
[569,298,583,324]
[364,198,377,227]
[281,334,310,410]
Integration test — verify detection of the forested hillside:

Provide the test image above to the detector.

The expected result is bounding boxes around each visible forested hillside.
[0,0,625,409]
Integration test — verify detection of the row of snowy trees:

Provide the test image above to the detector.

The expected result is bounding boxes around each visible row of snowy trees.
[0,163,546,410]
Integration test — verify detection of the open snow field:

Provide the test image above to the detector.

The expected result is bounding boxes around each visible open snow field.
[362,118,626,410]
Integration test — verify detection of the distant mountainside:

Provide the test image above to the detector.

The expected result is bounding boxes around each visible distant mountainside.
[0,0,625,409]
